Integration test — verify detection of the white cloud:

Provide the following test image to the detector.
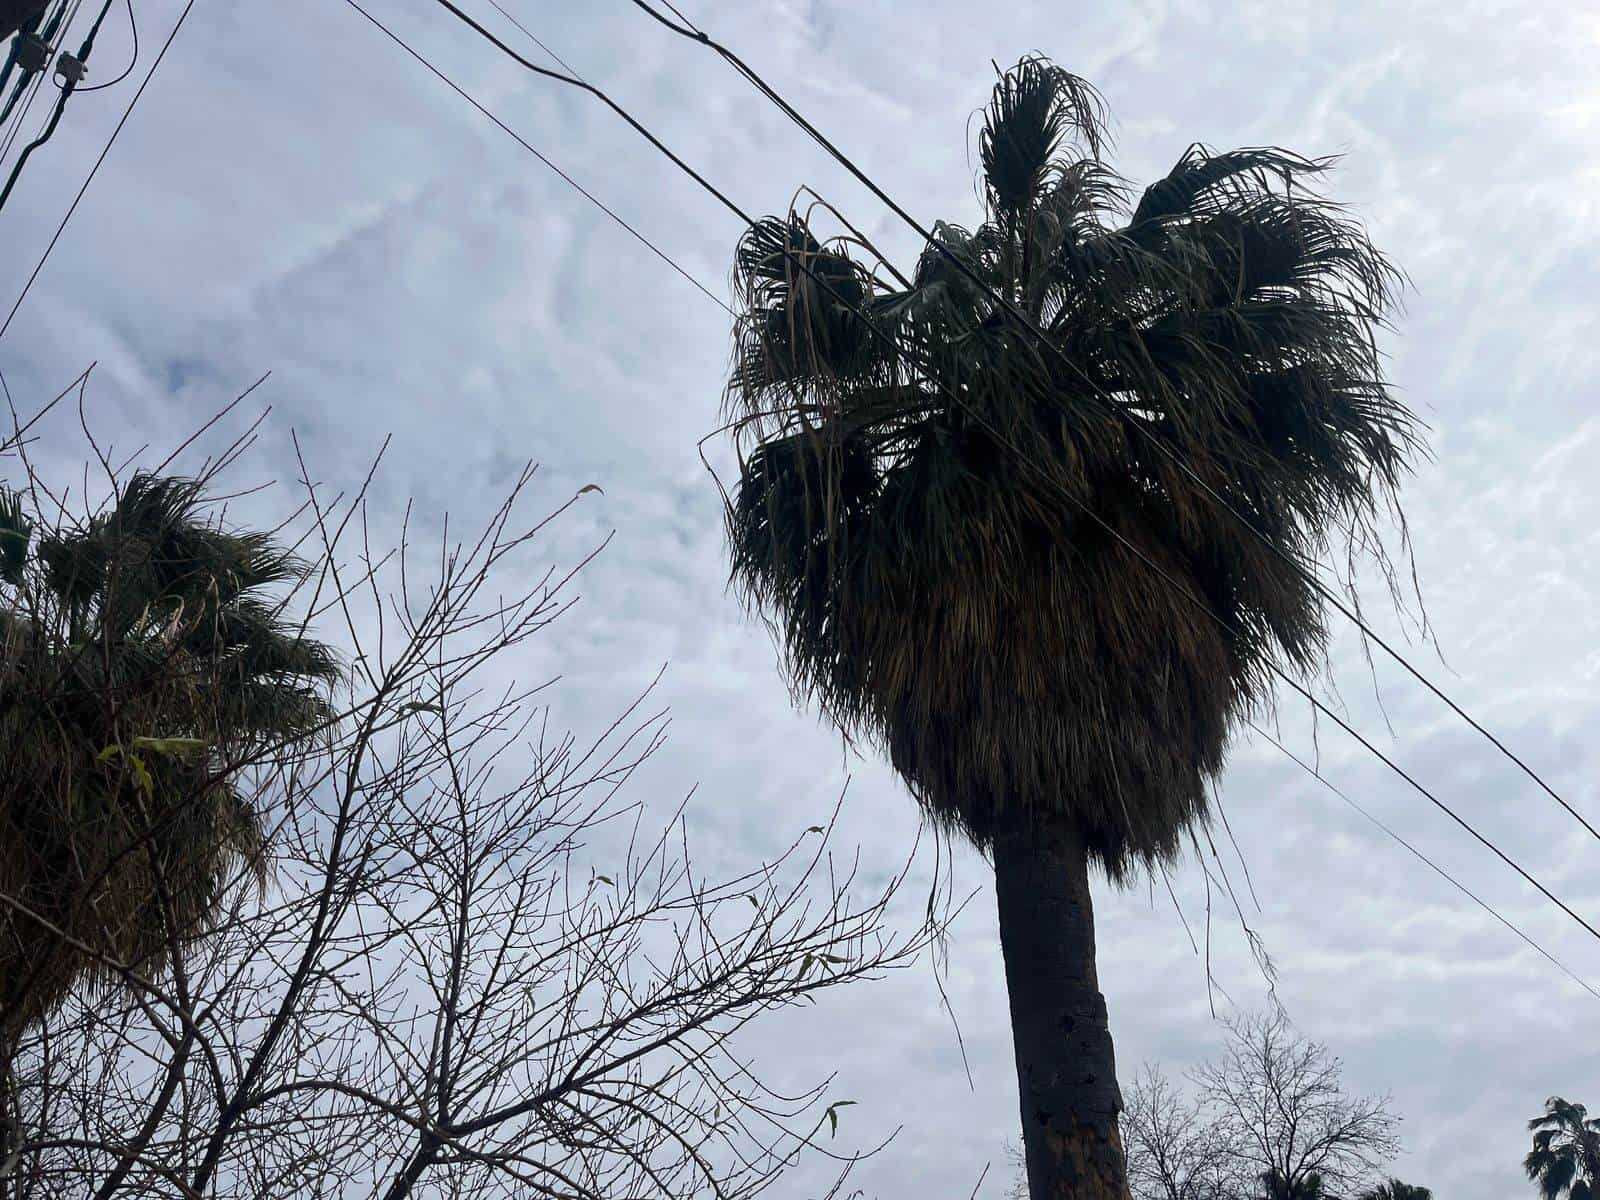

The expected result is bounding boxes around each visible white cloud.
[2,0,1598,1196]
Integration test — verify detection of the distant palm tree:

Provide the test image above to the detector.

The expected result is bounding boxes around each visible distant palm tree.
[1526,1097,1600,1200]
[1261,1169,1325,1200]
[722,57,1415,1200]
[0,474,338,1034]
[1359,1179,1432,1200]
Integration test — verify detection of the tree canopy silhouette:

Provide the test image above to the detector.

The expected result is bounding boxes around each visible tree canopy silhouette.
[1526,1097,1600,1200]
[0,473,338,1035]
[722,55,1417,1199]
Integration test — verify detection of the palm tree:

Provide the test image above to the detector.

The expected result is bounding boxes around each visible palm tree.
[1526,1097,1600,1200]
[1360,1179,1432,1200]
[721,58,1415,1200]
[1261,1169,1326,1200]
[0,473,339,1034]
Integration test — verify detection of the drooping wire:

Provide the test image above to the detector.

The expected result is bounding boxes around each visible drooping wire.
[78,0,138,93]
[407,0,1600,954]
[0,0,197,341]
[624,0,1600,854]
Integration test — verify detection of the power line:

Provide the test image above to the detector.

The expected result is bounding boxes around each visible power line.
[338,0,730,318]
[624,0,1600,854]
[0,0,72,168]
[0,61,48,164]
[0,0,198,342]
[0,0,126,216]
[1249,718,1600,1002]
[0,0,67,117]
[395,0,1600,950]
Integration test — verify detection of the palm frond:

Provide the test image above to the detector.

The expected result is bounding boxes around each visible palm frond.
[1130,145,1329,228]
[0,473,338,1033]
[980,56,1106,216]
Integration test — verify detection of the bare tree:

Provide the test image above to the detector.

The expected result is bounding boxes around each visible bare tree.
[0,385,934,1198]
[1123,1065,1248,1200]
[1195,1011,1400,1200]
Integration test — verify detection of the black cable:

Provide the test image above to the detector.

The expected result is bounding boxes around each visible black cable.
[0,71,66,205]
[0,0,118,214]
[78,0,137,92]
[0,0,66,158]
[0,0,68,104]
[626,0,1600,853]
[416,0,1600,949]
[0,61,46,161]
[1250,718,1600,1002]
[338,0,730,318]
[0,0,196,341]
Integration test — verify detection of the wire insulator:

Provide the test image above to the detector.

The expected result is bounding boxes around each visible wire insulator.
[53,50,82,83]
[13,31,46,72]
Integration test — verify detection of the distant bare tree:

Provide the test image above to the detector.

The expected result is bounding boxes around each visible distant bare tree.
[1196,1012,1400,1200]
[1123,1065,1248,1200]
[0,387,932,1198]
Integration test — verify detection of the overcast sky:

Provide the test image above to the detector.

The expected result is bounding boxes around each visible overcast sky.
[2,0,1598,1195]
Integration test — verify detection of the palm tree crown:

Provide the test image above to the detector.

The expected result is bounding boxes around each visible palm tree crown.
[0,473,339,1030]
[1359,1179,1432,1200]
[725,57,1417,877]
[1261,1169,1325,1200]
[1526,1097,1600,1200]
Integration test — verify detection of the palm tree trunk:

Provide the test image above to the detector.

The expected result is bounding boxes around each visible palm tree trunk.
[993,811,1128,1200]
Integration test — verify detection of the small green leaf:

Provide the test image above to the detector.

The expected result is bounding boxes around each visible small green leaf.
[577,484,604,496]
[131,736,208,759]
[127,753,154,797]
[806,825,825,834]
[825,1100,856,1138]
[96,745,122,765]
[398,701,444,716]
[595,875,614,886]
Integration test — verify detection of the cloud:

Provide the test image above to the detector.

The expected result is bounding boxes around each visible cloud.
[2,0,1598,1196]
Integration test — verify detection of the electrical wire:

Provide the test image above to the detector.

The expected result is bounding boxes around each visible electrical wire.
[411,0,1600,952]
[0,0,197,341]
[339,0,730,318]
[625,0,1600,854]
[0,0,107,213]
[78,0,137,93]
[1249,718,1600,1002]
[0,0,70,126]
[0,62,48,162]
[0,0,69,162]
